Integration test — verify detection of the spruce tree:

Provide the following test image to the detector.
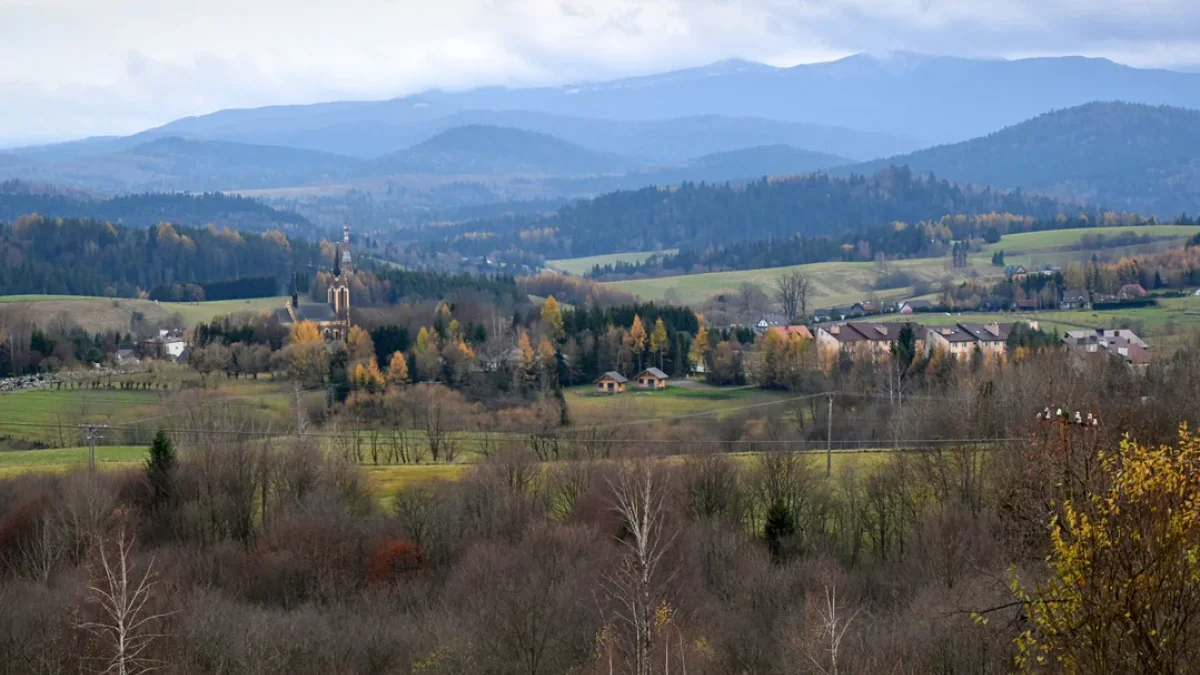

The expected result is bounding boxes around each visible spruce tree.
[145,429,176,508]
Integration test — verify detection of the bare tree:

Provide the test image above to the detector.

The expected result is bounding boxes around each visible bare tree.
[803,582,861,675]
[774,271,811,322]
[80,518,172,675]
[603,463,677,675]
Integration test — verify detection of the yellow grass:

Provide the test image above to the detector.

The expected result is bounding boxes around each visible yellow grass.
[0,295,288,333]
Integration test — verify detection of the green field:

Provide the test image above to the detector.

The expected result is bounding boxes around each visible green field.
[565,383,794,424]
[547,249,678,276]
[0,295,288,333]
[976,225,1198,256]
[0,379,298,447]
[606,258,949,307]
[604,225,1200,307]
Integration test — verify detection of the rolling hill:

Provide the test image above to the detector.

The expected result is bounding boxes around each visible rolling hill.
[848,102,1200,217]
[360,125,633,176]
[0,181,315,234]
[429,167,1083,258]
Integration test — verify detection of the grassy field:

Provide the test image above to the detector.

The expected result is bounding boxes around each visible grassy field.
[547,250,678,276]
[565,383,794,424]
[604,225,1200,307]
[606,257,953,307]
[0,379,298,447]
[0,295,288,333]
[0,446,145,478]
[0,443,897,499]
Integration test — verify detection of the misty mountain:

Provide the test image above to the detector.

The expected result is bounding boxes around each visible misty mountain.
[0,137,352,193]
[847,102,1200,217]
[400,53,1200,144]
[163,110,916,163]
[360,125,632,176]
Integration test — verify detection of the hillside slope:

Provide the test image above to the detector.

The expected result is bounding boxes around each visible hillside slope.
[361,125,632,176]
[429,167,1084,258]
[848,102,1200,216]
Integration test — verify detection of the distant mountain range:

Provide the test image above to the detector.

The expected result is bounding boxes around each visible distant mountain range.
[139,52,1200,146]
[848,102,1200,217]
[2,53,1200,224]
[0,124,857,196]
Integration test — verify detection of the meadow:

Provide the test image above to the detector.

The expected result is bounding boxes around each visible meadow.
[0,295,288,333]
[0,377,299,448]
[599,224,1200,306]
[546,249,678,276]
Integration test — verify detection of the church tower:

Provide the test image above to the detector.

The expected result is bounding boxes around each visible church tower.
[327,223,352,336]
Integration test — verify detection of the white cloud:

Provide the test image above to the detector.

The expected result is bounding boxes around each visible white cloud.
[0,0,1198,144]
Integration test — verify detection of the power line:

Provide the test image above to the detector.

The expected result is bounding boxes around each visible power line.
[0,419,1027,447]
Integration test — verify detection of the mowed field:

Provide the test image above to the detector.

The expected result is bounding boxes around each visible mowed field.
[599,225,1200,306]
[0,295,288,333]
[0,378,299,448]
[547,249,678,276]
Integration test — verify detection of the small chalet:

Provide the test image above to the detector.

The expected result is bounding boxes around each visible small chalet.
[1060,289,1091,310]
[1004,265,1028,278]
[898,300,933,314]
[754,314,788,333]
[635,367,669,390]
[1118,284,1148,300]
[595,371,628,394]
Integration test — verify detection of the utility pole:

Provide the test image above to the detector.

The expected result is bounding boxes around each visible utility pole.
[79,423,109,473]
[826,394,834,478]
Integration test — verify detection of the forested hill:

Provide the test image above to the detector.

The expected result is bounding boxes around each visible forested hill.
[0,215,322,297]
[847,102,1200,217]
[431,166,1090,259]
[0,181,315,235]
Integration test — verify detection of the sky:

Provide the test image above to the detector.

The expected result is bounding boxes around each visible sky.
[2,0,1200,146]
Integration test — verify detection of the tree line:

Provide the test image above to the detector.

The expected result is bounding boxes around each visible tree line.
[0,180,314,233]
[419,166,1097,260]
[0,215,323,298]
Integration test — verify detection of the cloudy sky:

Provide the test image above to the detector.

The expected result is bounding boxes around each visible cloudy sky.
[2,0,1199,145]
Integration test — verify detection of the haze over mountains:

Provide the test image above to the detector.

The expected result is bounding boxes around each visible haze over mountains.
[2,52,1200,221]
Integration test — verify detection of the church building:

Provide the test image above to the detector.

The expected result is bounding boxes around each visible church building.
[275,223,354,340]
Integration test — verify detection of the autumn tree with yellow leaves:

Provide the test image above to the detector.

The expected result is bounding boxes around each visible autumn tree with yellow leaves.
[387,350,409,386]
[1012,428,1200,673]
[689,326,712,373]
[542,295,565,343]
[629,315,647,371]
[649,317,669,370]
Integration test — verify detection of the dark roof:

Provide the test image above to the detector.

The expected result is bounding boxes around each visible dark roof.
[756,314,788,326]
[295,303,337,322]
[904,300,933,309]
[827,322,921,343]
[272,307,294,324]
[958,322,1014,342]
[597,371,628,383]
[639,367,669,380]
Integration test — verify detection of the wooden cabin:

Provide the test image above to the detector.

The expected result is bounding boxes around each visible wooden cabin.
[635,367,669,390]
[595,371,628,394]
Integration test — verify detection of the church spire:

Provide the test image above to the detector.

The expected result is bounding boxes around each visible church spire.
[333,244,341,277]
[340,223,352,274]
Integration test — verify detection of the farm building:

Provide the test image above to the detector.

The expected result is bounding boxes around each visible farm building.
[595,371,628,394]
[635,367,669,390]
